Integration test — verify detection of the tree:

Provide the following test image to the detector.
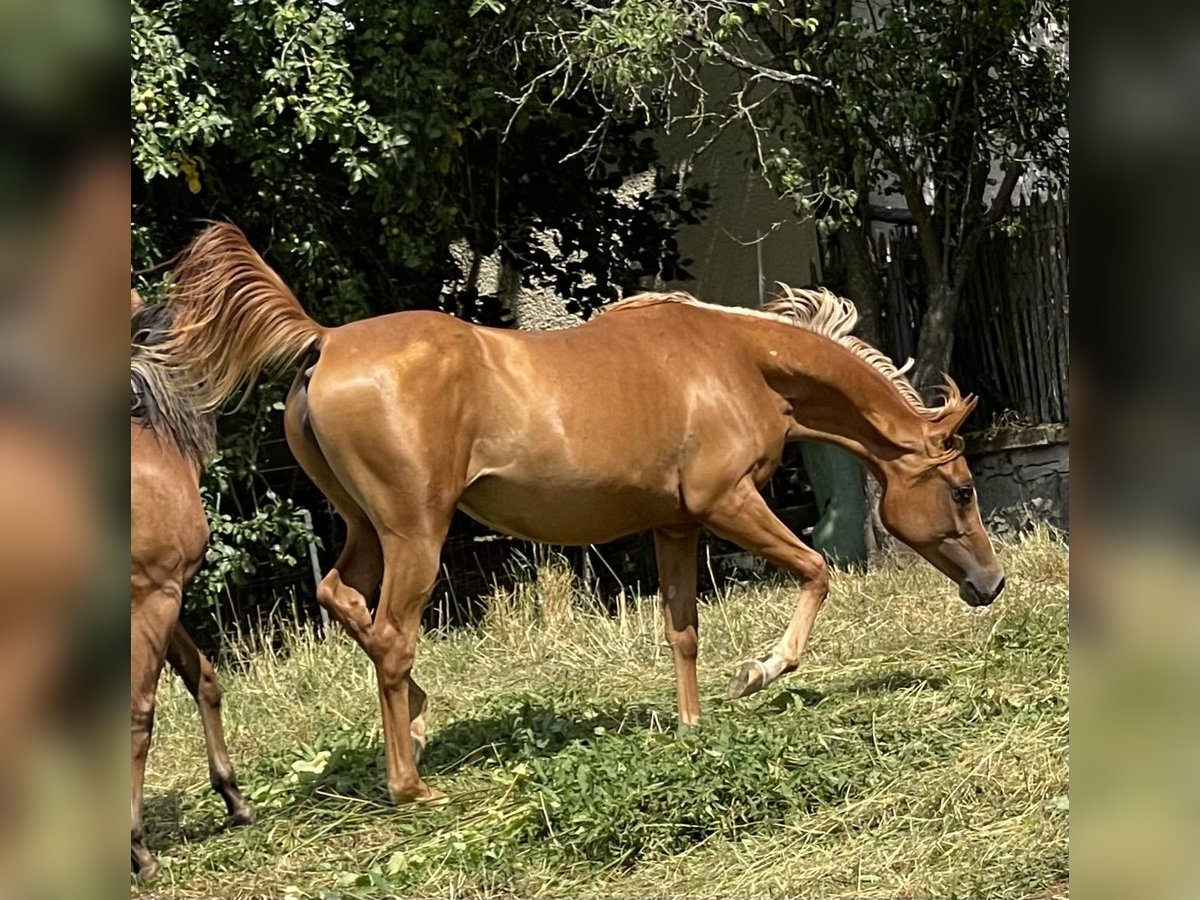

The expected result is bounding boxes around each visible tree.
[132,0,702,321]
[488,0,1069,387]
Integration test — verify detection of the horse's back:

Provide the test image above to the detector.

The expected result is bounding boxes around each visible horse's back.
[130,422,208,598]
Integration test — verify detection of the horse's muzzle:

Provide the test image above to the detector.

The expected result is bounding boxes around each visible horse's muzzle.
[960,573,1006,607]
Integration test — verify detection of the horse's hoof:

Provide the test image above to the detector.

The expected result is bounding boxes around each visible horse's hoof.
[134,859,160,883]
[415,787,448,806]
[727,659,766,700]
[389,782,447,806]
[225,805,256,828]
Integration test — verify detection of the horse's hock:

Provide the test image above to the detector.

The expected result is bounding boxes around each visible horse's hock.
[964,424,1069,536]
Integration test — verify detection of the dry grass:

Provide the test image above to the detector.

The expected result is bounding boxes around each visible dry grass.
[134,527,1068,899]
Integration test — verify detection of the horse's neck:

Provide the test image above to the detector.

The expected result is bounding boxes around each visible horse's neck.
[740,319,928,472]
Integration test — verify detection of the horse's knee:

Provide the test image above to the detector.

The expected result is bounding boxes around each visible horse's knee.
[316,571,371,634]
[667,627,698,662]
[798,554,830,599]
[370,630,415,692]
[197,661,223,710]
[315,573,339,611]
[378,656,414,692]
[131,706,155,750]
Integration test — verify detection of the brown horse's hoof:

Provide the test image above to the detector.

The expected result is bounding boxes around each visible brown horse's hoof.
[389,781,447,806]
[415,787,448,806]
[225,805,255,829]
[727,659,766,700]
[133,858,160,884]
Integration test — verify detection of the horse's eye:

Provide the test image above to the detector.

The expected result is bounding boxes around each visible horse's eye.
[952,484,974,505]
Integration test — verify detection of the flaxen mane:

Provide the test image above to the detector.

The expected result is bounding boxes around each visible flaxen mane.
[131,303,216,465]
[605,285,972,425]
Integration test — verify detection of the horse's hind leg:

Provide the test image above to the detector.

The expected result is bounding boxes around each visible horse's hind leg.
[130,588,180,881]
[408,674,428,764]
[286,367,449,799]
[285,380,383,639]
[285,388,432,759]
[371,531,449,803]
[700,478,830,700]
[164,624,253,827]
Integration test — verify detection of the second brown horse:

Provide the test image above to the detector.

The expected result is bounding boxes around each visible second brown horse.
[157,224,1004,805]
[131,291,253,879]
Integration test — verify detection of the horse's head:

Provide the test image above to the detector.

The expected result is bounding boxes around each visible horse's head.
[878,390,1005,607]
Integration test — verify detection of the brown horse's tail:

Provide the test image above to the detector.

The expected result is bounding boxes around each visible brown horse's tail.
[154,222,326,413]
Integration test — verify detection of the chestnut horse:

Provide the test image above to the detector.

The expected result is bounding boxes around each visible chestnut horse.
[156,223,1004,805]
[130,291,252,880]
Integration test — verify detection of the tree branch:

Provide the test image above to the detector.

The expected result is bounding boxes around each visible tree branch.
[867,203,914,224]
[861,119,943,282]
[702,41,823,87]
[980,162,1024,227]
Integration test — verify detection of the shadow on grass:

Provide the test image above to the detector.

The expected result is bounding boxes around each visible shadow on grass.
[143,790,235,854]
[845,670,950,693]
[756,669,948,715]
[423,701,665,775]
[268,700,669,811]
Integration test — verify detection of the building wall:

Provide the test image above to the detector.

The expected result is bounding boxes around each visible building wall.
[658,125,822,306]
[444,119,823,327]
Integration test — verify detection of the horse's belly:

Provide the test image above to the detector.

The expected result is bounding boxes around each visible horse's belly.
[457,475,682,545]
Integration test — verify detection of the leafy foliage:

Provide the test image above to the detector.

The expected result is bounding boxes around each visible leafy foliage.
[190,450,316,616]
[132,0,701,319]
[486,0,1069,381]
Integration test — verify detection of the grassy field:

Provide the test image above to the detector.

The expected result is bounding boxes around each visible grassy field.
[135,527,1068,900]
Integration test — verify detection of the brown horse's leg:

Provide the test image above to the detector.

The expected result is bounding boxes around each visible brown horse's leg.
[408,674,428,764]
[314,520,384,639]
[701,479,830,700]
[285,404,435,773]
[312,523,450,779]
[130,589,180,881]
[313,518,438,797]
[370,533,445,804]
[164,625,253,827]
[653,528,701,725]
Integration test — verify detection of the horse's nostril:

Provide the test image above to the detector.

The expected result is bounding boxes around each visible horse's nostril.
[994,576,1007,598]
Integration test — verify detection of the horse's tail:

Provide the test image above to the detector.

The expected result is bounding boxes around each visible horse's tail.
[154,222,326,413]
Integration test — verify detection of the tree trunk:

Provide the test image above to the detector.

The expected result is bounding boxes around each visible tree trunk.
[912,280,960,393]
[837,223,883,348]
[833,225,891,559]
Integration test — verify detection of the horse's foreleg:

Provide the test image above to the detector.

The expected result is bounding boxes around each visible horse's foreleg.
[701,479,830,700]
[164,624,253,827]
[653,528,701,725]
[130,589,179,881]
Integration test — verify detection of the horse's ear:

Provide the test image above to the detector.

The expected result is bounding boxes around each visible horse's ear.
[947,393,979,433]
[930,375,978,438]
[131,290,144,316]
